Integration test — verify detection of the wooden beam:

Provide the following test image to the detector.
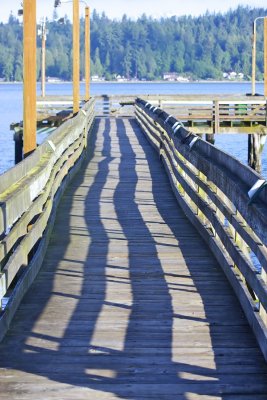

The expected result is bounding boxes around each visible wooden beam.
[85,6,90,101]
[23,0,37,157]
[73,0,80,114]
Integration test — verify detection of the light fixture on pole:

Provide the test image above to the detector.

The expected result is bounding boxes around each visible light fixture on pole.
[54,0,79,114]
[251,16,267,96]
[76,0,90,101]
[38,18,49,98]
[54,0,90,109]
[84,5,90,101]
[72,0,80,114]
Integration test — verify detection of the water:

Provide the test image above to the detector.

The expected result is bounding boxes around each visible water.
[0,81,266,177]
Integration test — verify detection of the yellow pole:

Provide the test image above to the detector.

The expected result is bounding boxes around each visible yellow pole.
[252,20,256,96]
[85,6,90,101]
[41,20,46,98]
[23,0,37,157]
[264,17,267,97]
[73,0,80,114]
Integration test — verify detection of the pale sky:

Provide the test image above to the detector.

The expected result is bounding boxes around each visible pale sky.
[0,0,267,22]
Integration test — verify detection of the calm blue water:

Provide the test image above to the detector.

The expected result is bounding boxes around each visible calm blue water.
[0,81,266,177]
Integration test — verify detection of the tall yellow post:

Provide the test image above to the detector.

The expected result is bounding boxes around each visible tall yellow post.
[73,0,80,114]
[85,6,90,101]
[23,0,37,157]
[252,21,257,96]
[264,18,267,97]
[41,20,46,98]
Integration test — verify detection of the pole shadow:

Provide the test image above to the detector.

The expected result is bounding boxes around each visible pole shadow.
[0,118,266,399]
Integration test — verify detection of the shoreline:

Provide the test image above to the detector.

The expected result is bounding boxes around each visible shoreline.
[0,80,264,85]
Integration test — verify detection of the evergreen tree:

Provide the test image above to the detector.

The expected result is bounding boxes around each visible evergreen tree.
[0,7,266,81]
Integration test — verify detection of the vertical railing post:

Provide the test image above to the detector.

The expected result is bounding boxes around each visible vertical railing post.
[248,133,263,174]
[73,0,80,114]
[23,0,37,157]
[213,100,220,134]
[85,6,90,101]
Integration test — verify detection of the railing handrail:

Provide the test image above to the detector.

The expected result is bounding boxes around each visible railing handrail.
[135,97,267,361]
[0,100,94,235]
[136,98,267,232]
[0,98,95,341]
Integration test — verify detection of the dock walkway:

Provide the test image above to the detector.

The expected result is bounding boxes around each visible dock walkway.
[0,117,267,399]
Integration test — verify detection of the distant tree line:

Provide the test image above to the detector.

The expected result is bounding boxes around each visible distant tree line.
[0,6,266,82]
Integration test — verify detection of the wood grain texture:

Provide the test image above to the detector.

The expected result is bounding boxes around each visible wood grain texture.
[135,101,267,360]
[0,117,266,399]
[23,0,36,156]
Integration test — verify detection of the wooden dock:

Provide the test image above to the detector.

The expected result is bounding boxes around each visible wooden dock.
[1,97,267,398]
[37,94,267,134]
[0,117,267,399]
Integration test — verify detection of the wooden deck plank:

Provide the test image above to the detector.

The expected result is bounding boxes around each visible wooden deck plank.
[0,117,266,399]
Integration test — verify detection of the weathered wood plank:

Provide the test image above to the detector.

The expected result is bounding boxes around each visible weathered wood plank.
[0,117,266,399]
[136,100,267,362]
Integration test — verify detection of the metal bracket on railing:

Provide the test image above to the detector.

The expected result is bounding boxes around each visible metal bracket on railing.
[181,131,193,145]
[173,123,184,134]
[48,140,56,152]
[189,136,200,151]
[248,179,267,204]
[81,109,87,117]
[172,121,180,130]
[5,226,11,236]
[172,120,185,135]
[164,115,173,124]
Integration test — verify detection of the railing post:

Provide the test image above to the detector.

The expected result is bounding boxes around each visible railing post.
[196,172,207,224]
[206,133,215,145]
[248,133,265,174]
[23,0,37,157]
[14,130,23,164]
[213,100,220,134]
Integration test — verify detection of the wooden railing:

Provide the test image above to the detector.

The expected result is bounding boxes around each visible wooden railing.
[36,95,266,133]
[0,99,95,340]
[93,94,266,133]
[135,98,267,361]
[165,100,267,129]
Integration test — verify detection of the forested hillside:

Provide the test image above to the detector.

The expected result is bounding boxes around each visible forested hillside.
[0,6,266,81]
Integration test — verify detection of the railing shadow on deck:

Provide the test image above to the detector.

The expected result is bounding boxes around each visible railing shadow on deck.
[0,118,266,398]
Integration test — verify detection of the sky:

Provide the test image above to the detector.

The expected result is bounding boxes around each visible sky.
[0,0,267,22]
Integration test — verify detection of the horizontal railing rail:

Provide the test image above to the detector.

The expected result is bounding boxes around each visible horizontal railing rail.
[0,99,95,340]
[135,98,267,361]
